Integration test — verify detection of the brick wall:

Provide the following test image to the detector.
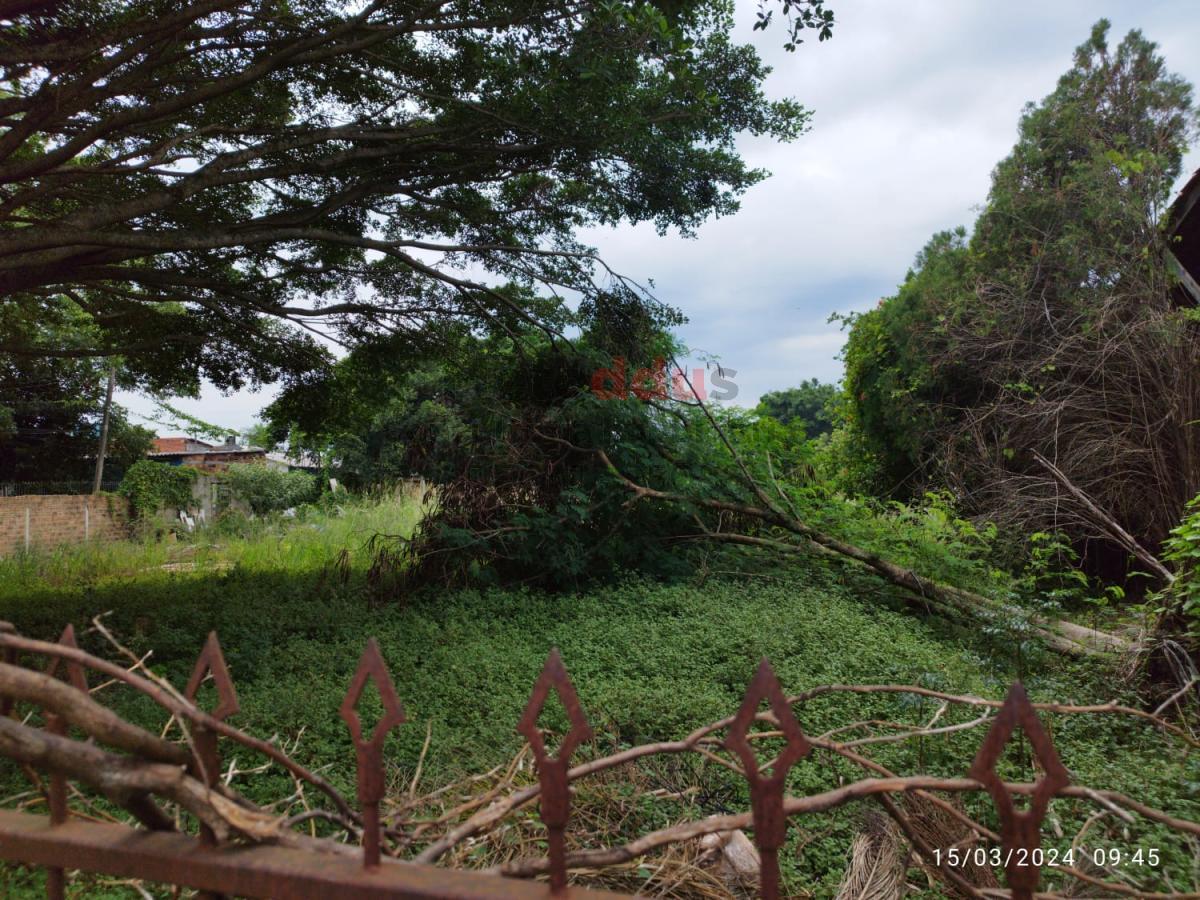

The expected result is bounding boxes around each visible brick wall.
[0,494,132,556]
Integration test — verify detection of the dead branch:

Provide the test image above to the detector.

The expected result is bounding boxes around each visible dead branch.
[416,679,1193,865]
[0,662,190,765]
[1031,450,1176,585]
[0,628,358,824]
[491,775,1200,878]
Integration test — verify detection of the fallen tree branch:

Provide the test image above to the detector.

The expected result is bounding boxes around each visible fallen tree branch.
[0,662,190,766]
[556,437,1129,657]
[0,713,376,860]
[415,679,1192,865]
[490,775,1200,877]
[0,628,358,825]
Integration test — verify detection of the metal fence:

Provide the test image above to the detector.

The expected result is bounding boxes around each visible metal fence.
[0,622,1195,899]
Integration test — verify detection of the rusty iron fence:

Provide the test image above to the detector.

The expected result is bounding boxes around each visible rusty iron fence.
[0,622,1194,900]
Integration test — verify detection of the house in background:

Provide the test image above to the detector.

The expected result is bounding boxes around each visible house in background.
[1169,168,1200,304]
[149,435,286,473]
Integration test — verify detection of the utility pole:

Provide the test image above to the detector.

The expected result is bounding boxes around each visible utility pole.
[92,366,116,494]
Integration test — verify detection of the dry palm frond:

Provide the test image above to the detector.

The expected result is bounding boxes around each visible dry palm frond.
[394,745,742,898]
[901,796,999,897]
[835,812,904,900]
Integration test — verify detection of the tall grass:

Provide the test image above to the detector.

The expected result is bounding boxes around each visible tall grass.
[0,485,426,602]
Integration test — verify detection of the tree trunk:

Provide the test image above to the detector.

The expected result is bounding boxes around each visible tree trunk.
[91,366,116,494]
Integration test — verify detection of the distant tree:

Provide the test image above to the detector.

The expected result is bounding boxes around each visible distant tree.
[756,378,836,437]
[241,423,279,453]
[0,0,831,393]
[0,351,153,484]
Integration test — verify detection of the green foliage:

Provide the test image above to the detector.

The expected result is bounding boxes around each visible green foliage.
[837,22,1200,574]
[1,0,829,393]
[715,405,816,479]
[811,392,885,496]
[837,227,971,497]
[1158,495,1200,638]
[793,489,1004,600]
[0,311,155,482]
[755,378,837,437]
[223,464,318,515]
[1018,532,1092,607]
[117,461,197,519]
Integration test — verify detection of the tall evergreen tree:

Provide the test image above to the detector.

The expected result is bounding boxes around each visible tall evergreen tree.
[843,21,1199,565]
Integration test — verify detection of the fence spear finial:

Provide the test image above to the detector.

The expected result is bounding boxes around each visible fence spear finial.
[340,638,406,870]
[968,682,1070,900]
[725,658,811,900]
[184,631,238,900]
[518,649,593,894]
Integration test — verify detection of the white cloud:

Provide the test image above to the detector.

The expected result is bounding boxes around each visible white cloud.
[773,331,847,355]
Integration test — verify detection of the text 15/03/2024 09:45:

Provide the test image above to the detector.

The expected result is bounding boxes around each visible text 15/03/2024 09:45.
[933,847,1161,870]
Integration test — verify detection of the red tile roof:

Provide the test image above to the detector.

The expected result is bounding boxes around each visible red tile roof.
[151,436,213,454]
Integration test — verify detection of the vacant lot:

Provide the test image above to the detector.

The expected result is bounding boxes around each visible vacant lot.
[0,496,1194,897]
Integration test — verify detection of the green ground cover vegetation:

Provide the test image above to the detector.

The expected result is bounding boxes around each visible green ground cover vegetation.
[0,494,1194,897]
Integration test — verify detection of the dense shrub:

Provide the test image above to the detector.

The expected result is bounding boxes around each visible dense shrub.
[117,460,197,518]
[223,463,317,515]
[838,24,1200,583]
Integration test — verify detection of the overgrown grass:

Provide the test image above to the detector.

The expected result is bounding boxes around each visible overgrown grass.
[0,485,425,596]
[0,494,1195,897]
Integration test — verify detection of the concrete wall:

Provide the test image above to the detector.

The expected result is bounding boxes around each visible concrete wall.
[0,494,132,556]
[158,472,249,530]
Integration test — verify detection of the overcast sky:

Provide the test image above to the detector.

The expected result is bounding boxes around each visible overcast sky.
[119,0,1200,433]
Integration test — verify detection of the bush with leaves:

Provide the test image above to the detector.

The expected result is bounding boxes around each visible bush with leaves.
[117,461,197,519]
[223,464,317,516]
[268,308,721,587]
[1156,496,1200,640]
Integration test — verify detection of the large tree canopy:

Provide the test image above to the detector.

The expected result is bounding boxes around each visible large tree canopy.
[0,0,829,394]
